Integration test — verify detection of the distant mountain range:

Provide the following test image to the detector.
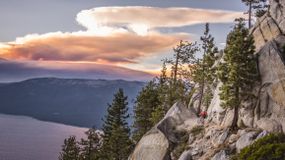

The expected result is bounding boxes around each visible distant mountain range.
[0,78,145,128]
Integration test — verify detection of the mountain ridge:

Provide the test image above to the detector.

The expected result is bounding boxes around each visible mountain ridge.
[0,77,145,128]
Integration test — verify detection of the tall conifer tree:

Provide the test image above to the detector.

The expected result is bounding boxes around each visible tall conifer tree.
[192,23,218,114]
[166,41,199,108]
[132,81,161,142]
[218,18,258,130]
[100,89,133,160]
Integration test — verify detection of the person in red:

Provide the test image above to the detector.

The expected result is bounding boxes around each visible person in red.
[199,111,207,119]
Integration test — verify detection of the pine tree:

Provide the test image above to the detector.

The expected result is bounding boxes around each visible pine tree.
[159,60,168,85]
[79,128,102,160]
[167,41,198,83]
[192,23,218,114]
[164,40,198,109]
[217,18,258,130]
[59,136,80,160]
[100,89,133,160]
[132,80,161,143]
[242,0,269,28]
[253,0,268,17]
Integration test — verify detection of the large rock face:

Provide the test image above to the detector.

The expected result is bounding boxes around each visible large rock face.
[129,128,170,160]
[250,0,285,133]
[129,102,199,160]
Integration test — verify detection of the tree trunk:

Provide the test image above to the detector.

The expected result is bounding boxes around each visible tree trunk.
[197,59,205,115]
[173,51,180,84]
[197,81,204,115]
[231,87,239,131]
[249,1,252,28]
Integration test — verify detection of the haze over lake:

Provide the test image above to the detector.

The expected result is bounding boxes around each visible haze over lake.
[0,114,87,160]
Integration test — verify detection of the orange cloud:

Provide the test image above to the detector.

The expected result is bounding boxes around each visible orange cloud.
[0,32,185,64]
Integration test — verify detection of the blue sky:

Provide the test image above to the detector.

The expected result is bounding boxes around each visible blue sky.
[0,0,246,41]
[0,0,247,82]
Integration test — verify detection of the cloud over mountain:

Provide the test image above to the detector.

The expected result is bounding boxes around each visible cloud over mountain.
[0,6,244,81]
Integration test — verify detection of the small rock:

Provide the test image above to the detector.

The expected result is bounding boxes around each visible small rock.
[237,129,246,136]
[178,150,192,160]
[255,130,268,140]
[256,118,283,133]
[228,134,238,144]
[236,131,257,152]
[211,150,228,160]
[211,129,229,147]
[191,148,200,156]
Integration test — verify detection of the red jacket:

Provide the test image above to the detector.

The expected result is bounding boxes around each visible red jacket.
[199,111,207,118]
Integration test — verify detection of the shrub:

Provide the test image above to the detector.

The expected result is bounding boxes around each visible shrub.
[233,133,285,160]
[190,126,205,136]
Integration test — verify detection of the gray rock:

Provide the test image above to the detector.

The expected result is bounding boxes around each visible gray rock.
[158,102,199,143]
[130,102,198,160]
[191,147,201,156]
[221,109,234,128]
[236,131,258,152]
[178,150,192,160]
[129,128,170,160]
[211,129,229,147]
[269,80,285,107]
[253,16,282,51]
[228,134,239,144]
[237,129,247,136]
[188,84,201,113]
[256,118,283,133]
[211,150,228,160]
[239,107,254,128]
[207,82,226,125]
[255,130,268,140]
[251,0,285,133]
[269,0,285,34]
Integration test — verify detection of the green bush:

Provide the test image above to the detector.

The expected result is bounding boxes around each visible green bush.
[172,131,189,159]
[190,126,204,136]
[233,133,285,160]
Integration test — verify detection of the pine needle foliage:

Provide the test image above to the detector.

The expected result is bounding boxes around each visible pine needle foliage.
[217,18,258,130]
[100,89,133,160]
[59,136,81,160]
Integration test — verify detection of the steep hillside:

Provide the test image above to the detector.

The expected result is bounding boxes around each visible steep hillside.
[130,0,285,159]
[0,78,144,127]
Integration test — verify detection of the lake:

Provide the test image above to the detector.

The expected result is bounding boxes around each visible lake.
[0,114,87,160]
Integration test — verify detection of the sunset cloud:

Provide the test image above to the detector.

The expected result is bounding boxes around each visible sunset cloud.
[0,32,184,64]
[76,6,245,35]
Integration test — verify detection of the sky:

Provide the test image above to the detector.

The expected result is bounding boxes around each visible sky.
[0,0,247,82]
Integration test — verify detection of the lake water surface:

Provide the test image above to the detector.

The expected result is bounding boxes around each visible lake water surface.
[0,114,87,160]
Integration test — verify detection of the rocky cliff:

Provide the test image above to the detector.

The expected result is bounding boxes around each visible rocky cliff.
[130,0,285,159]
